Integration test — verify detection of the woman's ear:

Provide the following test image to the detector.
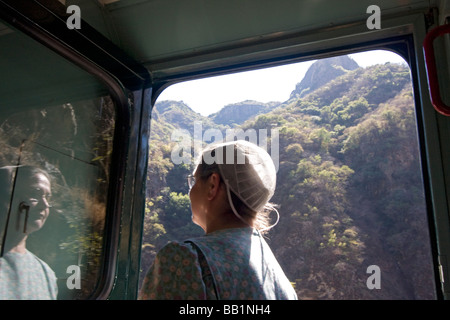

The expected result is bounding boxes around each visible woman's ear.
[206,173,222,200]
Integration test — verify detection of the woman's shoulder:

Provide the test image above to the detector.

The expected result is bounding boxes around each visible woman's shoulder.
[184,227,256,254]
[25,250,57,278]
[156,240,199,259]
[189,227,255,244]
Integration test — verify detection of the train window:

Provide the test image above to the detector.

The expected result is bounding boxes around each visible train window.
[0,20,115,299]
[141,51,437,299]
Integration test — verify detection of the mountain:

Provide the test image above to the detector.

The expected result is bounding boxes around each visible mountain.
[150,100,232,144]
[241,62,430,299]
[153,56,360,129]
[290,55,359,99]
[208,100,279,126]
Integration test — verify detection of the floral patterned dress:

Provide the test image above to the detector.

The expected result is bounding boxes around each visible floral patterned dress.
[140,227,297,300]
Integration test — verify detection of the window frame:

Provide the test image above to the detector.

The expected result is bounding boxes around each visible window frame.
[0,0,151,300]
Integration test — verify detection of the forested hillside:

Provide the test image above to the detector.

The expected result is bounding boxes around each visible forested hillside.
[140,56,436,299]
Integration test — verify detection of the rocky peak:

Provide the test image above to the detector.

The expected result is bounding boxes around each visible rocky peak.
[290,55,359,99]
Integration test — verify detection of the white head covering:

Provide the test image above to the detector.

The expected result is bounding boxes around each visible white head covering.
[200,140,279,231]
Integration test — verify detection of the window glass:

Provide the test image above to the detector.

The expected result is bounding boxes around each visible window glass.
[0,21,115,299]
[141,51,437,299]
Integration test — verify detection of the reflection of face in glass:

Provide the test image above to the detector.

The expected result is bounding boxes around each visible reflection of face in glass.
[15,172,52,234]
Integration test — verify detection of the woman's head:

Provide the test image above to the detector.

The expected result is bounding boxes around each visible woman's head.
[189,140,278,232]
[0,165,52,235]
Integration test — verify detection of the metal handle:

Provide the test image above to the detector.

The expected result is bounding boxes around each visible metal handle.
[423,24,450,116]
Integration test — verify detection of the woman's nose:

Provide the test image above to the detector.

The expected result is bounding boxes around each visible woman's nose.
[34,197,51,210]
[42,198,52,209]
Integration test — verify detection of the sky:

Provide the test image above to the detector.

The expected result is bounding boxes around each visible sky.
[156,50,407,116]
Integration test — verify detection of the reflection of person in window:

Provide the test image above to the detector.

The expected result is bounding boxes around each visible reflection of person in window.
[0,166,57,300]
